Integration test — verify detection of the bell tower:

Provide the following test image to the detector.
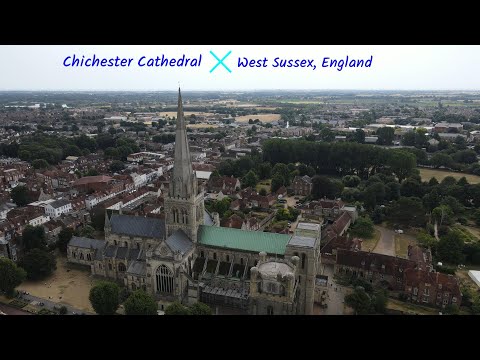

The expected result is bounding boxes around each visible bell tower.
[164,88,204,241]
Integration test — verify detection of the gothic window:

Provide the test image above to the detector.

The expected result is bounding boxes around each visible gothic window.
[213,253,217,260]
[118,263,126,272]
[226,255,230,262]
[267,306,274,315]
[73,252,77,259]
[142,285,146,292]
[156,265,174,294]
[137,243,140,250]
[108,263,113,270]
[131,283,137,291]
[79,253,84,260]
[302,253,306,269]
[114,240,118,246]
[240,258,244,265]
[184,210,188,224]
[201,251,205,258]
[266,282,277,293]
[124,241,128,247]
[87,253,92,261]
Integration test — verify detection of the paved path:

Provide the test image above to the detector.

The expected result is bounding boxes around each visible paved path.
[316,264,347,315]
[373,226,395,256]
[17,292,94,315]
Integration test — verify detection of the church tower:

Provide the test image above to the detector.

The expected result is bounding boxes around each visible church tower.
[164,88,205,241]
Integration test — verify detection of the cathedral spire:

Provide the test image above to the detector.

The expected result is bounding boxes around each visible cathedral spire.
[170,88,196,199]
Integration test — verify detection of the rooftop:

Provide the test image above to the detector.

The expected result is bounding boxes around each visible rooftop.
[257,261,294,280]
[288,235,317,248]
[198,225,290,255]
[110,214,165,239]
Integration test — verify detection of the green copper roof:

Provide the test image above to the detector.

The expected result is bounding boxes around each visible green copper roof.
[197,225,291,255]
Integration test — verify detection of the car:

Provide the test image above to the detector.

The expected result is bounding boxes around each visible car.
[394,229,404,234]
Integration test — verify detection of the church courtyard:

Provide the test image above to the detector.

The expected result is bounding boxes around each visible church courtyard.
[17,255,95,313]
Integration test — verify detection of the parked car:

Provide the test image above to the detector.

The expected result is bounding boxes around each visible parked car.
[394,229,404,234]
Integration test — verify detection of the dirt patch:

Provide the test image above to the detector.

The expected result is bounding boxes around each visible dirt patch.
[418,168,480,184]
[17,255,95,313]
[235,114,281,123]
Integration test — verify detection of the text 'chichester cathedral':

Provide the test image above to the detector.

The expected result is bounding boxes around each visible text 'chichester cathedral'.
[67,89,321,315]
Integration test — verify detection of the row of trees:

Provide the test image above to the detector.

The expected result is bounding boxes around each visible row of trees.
[263,139,417,181]
[88,281,212,315]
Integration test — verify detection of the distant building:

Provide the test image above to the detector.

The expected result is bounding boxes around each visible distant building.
[44,199,72,218]
[292,175,312,196]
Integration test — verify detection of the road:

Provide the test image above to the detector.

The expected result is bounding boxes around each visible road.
[373,226,395,256]
[0,302,32,315]
[17,292,94,315]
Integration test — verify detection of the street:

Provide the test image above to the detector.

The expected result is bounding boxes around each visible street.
[316,263,349,315]
[17,292,94,315]
[373,226,395,256]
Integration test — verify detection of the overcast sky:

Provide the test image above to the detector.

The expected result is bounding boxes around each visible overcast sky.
[0,45,479,91]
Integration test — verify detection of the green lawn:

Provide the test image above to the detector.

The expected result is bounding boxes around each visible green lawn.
[256,179,271,194]
[387,298,439,315]
[361,229,381,252]
[418,168,480,184]
[395,234,417,259]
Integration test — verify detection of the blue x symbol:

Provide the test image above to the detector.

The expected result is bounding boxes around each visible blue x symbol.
[209,50,232,73]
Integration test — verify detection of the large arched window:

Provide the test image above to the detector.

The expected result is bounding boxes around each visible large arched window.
[156,265,174,294]
[79,253,84,260]
[118,263,126,272]
[86,253,92,261]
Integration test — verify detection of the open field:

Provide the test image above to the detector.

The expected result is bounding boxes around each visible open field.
[235,114,281,123]
[395,233,418,258]
[158,111,215,118]
[361,229,381,252]
[17,255,95,313]
[418,168,480,184]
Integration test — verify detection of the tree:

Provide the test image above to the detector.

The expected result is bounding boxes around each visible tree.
[376,127,395,146]
[430,153,454,169]
[259,188,267,196]
[20,248,56,280]
[256,162,272,180]
[400,179,424,198]
[164,301,191,315]
[242,170,259,189]
[401,131,416,146]
[22,225,47,251]
[78,225,95,238]
[385,182,400,201]
[190,302,213,315]
[271,174,285,193]
[387,150,416,182]
[443,304,460,315]
[320,127,335,142]
[59,306,68,315]
[344,287,373,315]
[371,206,385,224]
[387,197,426,227]
[89,281,120,315]
[86,168,99,176]
[432,205,453,226]
[474,209,480,226]
[0,257,26,297]
[342,175,361,187]
[350,216,374,238]
[109,160,125,172]
[347,129,365,143]
[32,159,49,169]
[11,185,32,206]
[363,182,385,210]
[437,230,465,265]
[57,227,74,254]
[124,290,158,315]
[312,176,342,200]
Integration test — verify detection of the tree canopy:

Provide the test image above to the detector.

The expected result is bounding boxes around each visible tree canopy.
[89,281,120,315]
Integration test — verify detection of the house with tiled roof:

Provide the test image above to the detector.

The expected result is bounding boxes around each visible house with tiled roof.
[207,175,241,195]
[67,89,322,315]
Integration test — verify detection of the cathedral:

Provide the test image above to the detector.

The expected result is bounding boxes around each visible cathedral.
[67,89,321,315]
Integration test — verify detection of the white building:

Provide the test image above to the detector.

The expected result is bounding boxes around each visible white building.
[29,214,51,226]
[44,199,72,218]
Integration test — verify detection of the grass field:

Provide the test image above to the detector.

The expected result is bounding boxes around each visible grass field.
[256,179,272,194]
[418,168,480,184]
[235,114,281,123]
[395,233,417,258]
[387,298,438,315]
[361,229,381,252]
